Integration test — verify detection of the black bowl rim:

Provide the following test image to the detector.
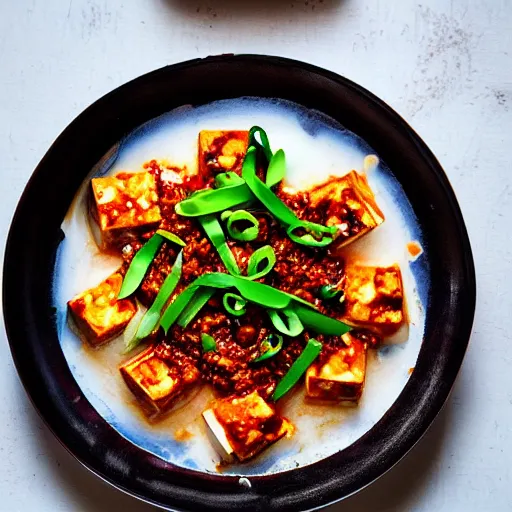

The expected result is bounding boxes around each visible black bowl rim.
[3,54,476,512]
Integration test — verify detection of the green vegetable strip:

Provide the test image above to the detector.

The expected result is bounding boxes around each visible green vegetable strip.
[265,148,286,188]
[243,146,338,248]
[198,214,240,276]
[155,229,186,247]
[293,303,351,335]
[249,126,273,163]
[175,184,254,217]
[222,292,247,316]
[177,287,215,328]
[133,251,184,342]
[201,333,217,352]
[268,308,304,337]
[272,339,322,401]
[242,147,298,226]
[253,334,284,363]
[246,245,276,280]
[319,284,341,300]
[225,210,259,242]
[160,272,315,333]
[215,172,245,188]
[287,222,338,248]
[118,235,163,299]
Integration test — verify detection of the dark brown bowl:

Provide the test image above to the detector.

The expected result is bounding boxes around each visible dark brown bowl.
[3,55,475,511]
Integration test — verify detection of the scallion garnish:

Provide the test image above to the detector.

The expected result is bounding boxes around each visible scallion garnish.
[272,338,322,401]
[293,303,351,336]
[118,230,186,299]
[175,182,254,217]
[222,292,247,316]
[177,287,215,328]
[253,334,283,363]
[246,245,276,280]
[198,214,240,276]
[249,125,273,163]
[267,307,304,337]
[224,210,259,241]
[318,284,342,300]
[242,148,338,248]
[132,250,183,342]
[201,333,217,352]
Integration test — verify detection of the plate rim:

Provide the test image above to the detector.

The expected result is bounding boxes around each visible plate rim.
[3,54,476,511]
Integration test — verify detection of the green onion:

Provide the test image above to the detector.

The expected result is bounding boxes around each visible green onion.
[118,231,186,299]
[319,284,341,300]
[122,302,146,354]
[287,222,338,248]
[249,125,273,163]
[132,251,183,344]
[242,147,298,226]
[293,303,351,335]
[265,148,286,187]
[215,172,245,188]
[242,146,339,248]
[175,183,254,217]
[272,338,322,401]
[201,333,217,352]
[222,292,247,316]
[253,334,283,363]
[155,229,186,247]
[268,307,304,337]
[224,210,259,241]
[198,214,240,276]
[246,245,276,280]
[177,287,215,328]
[160,272,315,333]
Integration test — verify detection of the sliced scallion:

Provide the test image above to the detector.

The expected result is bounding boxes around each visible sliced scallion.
[177,287,215,328]
[249,125,273,163]
[222,292,247,316]
[293,303,351,336]
[175,183,254,217]
[246,245,276,280]
[268,307,304,337]
[225,210,259,241]
[198,214,240,276]
[253,334,283,363]
[133,250,183,342]
[272,338,322,401]
[118,231,185,299]
[201,333,217,353]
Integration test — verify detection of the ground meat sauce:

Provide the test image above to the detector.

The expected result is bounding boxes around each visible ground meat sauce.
[124,161,371,399]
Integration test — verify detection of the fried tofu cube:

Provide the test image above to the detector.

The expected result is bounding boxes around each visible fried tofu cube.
[120,345,200,418]
[307,171,385,248]
[91,171,161,247]
[306,334,367,404]
[67,271,136,347]
[202,391,294,462]
[198,130,249,177]
[342,264,405,335]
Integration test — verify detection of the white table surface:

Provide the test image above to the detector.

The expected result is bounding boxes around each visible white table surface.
[0,1,510,510]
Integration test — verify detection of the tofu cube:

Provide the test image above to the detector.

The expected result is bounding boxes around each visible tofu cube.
[306,334,367,404]
[307,171,385,248]
[198,130,249,177]
[342,264,405,335]
[120,345,200,418]
[91,171,161,247]
[202,391,294,462]
[67,271,137,347]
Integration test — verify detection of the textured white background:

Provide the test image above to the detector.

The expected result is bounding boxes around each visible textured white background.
[0,1,510,511]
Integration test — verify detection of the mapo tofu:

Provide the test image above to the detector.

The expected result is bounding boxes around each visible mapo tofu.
[67,124,412,464]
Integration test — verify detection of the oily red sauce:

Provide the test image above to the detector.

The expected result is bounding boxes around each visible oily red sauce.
[119,160,371,400]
